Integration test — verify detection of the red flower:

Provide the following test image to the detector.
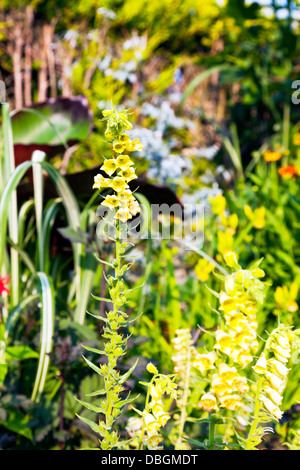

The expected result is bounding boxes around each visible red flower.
[278,165,299,179]
[0,276,10,295]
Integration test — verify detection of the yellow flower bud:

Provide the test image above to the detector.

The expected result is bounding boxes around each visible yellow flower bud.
[146,363,158,375]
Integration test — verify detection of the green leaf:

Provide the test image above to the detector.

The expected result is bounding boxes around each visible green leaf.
[182,436,207,448]
[0,364,8,385]
[74,397,102,414]
[85,389,106,397]
[31,272,55,402]
[11,96,91,147]
[5,345,39,361]
[82,356,105,377]
[76,414,100,435]
[179,65,229,110]
[118,359,139,384]
[81,345,106,355]
[0,408,33,440]
[115,394,140,408]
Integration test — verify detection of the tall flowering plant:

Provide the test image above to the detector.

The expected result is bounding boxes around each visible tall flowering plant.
[170,251,300,450]
[76,107,144,450]
[246,325,300,449]
[196,252,264,418]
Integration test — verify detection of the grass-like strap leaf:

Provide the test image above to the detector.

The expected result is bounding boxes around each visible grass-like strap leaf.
[31,272,55,402]
[1,103,20,308]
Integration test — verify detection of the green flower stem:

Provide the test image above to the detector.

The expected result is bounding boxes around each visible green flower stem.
[175,340,192,449]
[208,413,216,450]
[139,381,153,449]
[246,376,264,450]
[101,221,126,449]
[234,221,253,249]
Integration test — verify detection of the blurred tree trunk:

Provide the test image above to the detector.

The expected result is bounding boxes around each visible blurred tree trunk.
[38,24,54,102]
[24,6,34,106]
[47,20,57,98]
[9,23,23,110]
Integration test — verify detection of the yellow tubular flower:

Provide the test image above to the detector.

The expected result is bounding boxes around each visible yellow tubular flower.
[265,372,285,393]
[264,386,282,406]
[119,133,131,144]
[113,140,125,153]
[117,155,134,170]
[211,374,234,397]
[109,177,129,193]
[144,413,160,436]
[119,191,135,206]
[234,376,249,394]
[214,330,234,356]
[219,394,242,411]
[105,129,115,141]
[126,138,143,152]
[115,208,132,223]
[146,434,164,450]
[102,195,120,209]
[119,167,138,182]
[218,363,239,382]
[252,353,268,375]
[268,359,290,378]
[101,159,119,176]
[93,174,110,189]
[192,351,217,374]
[153,410,170,427]
[224,251,240,270]
[198,393,219,412]
[128,200,140,216]
[259,395,283,420]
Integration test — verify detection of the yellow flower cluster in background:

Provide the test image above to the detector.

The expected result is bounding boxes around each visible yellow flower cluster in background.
[195,258,215,283]
[275,283,299,313]
[171,328,217,379]
[197,252,266,413]
[93,107,143,222]
[252,326,298,420]
[208,193,239,259]
[141,366,177,450]
[244,205,265,229]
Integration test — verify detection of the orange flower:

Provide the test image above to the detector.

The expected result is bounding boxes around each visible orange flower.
[263,150,282,162]
[278,165,299,179]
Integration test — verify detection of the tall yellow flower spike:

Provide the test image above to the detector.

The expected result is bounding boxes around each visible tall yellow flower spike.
[197,253,266,414]
[93,107,143,223]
